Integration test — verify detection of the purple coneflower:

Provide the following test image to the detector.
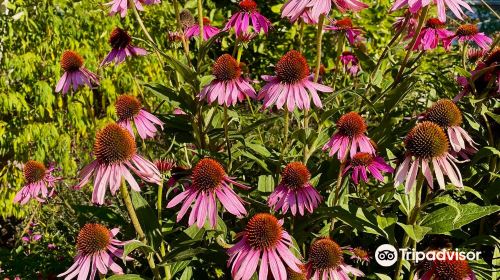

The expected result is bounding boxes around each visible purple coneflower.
[74,123,161,205]
[107,0,160,18]
[227,213,302,280]
[115,94,164,140]
[325,18,362,46]
[413,18,453,51]
[185,17,220,41]
[390,0,473,22]
[101,27,147,66]
[198,54,256,106]
[14,160,60,205]
[344,152,394,184]
[467,48,486,64]
[424,99,477,159]
[268,162,322,216]
[281,0,368,24]
[322,112,376,160]
[58,224,132,280]
[394,122,463,192]
[224,0,271,36]
[55,51,99,95]
[258,50,333,111]
[167,158,249,228]
[340,51,361,76]
[350,247,371,265]
[306,237,364,280]
[444,24,492,50]
[415,251,476,280]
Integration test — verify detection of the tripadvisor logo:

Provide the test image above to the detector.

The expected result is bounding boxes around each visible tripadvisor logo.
[375,244,482,267]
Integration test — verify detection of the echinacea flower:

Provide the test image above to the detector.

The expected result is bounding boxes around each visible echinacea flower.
[107,0,160,18]
[227,213,303,280]
[340,51,361,76]
[58,224,132,280]
[281,0,368,24]
[198,54,256,106]
[225,0,272,36]
[101,27,147,66]
[415,251,476,280]
[268,162,322,216]
[74,123,161,205]
[322,112,376,160]
[324,18,362,46]
[390,0,473,22]
[394,121,463,192]
[424,99,477,159]
[185,17,221,41]
[413,18,453,51]
[55,51,99,95]
[350,247,371,264]
[444,24,493,50]
[306,237,364,280]
[14,160,60,205]
[258,50,333,111]
[344,152,394,184]
[467,48,486,64]
[167,158,249,228]
[115,94,164,139]
[154,159,176,174]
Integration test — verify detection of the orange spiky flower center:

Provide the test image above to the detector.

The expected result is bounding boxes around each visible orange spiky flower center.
[281,162,311,190]
[484,47,500,66]
[77,224,111,255]
[432,256,472,280]
[212,54,241,81]
[337,112,367,137]
[351,152,374,167]
[352,247,369,259]
[60,50,84,72]
[93,123,136,164]
[24,160,46,184]
[308,238,344,271]
[109,27,132,49]
[115,95,142,120]
[425,99,463,128]
[245,213,282,249]
[286,264,307,280]
[426,18,445,29]
[405,122,449,158]
[191,158,226,190]
[335,18,353,29]
[456,24,479,36]
[276,50,310,84]
[239,0,257,12]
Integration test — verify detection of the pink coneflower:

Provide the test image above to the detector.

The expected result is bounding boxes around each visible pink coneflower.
[444,24,493,50]
[107,0,160,18]
[268,162,322,216]
[393,12,418,36]
[74,123,161,205]
[394,122,463,192]
[224,0,271,36]
[423,99,477,159]
[258,50,333,111]
[227,213,302,280]
[467,48,487,64]
[281,0,368,24]
[55,51,99,95]
[344,152,394,184]
[350,247,371,265]
[58,224,132,279]
[198,54,256,107]
[306,237,364,280]
[166,158,249,228]
[413,18,453,51]
[415,251,476,280]
[340,51,361,76]
[185,17,220,41]
[390,0,473,22]
[115,94,164,140]
[324,18,362,46]
[322,112,376,160]
[101,27,147,66]
[14,160,60,205]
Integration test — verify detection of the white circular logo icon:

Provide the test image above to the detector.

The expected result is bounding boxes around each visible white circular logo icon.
[375,244,398,267]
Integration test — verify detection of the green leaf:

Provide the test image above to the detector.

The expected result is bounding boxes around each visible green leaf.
[161,54,197,83]
[257,175,275,192]
[422,195,462,223]
[472,147,500,163]
[246,142,272,157]
[397,223,431,242]
[107,275,147,280]
[382,77,417,113]
[421,203,500,234]
[122,240,154,261]
[130,191,163,249]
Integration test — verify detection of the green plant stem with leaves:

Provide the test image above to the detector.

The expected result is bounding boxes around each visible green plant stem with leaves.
[224,106,232,171]
[197,0,204,42]
[120,181,162,280]
[156,180,172,279]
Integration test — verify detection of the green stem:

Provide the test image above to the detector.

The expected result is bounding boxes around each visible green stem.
[461,42,468,70]
[131,1,164,65]
[120,182,161,280]
[224,106,233,172]
[394,6,429,85]
[197,0,204,42]
[278,110,290,173]
[156,180,171,279]
[297,20,305,52]
[171,0,190,60]
[333,160,347,206]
